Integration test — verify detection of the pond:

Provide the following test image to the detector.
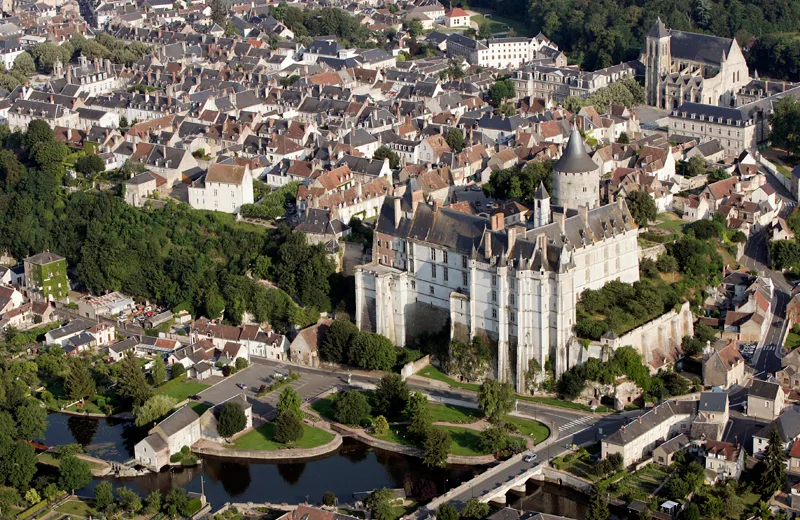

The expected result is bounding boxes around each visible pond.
[41,414,479,504]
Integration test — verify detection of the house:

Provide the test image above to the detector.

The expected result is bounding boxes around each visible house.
[779,348,800,390]
[134,406,201,471]
[748,379,785,422]
[699,392,729,426]
[443,7,470,27]
[23,251,68,301]
[88,323,115,347]
[45,319,92,347]
[124,172,168,207]
[199,394,253,443]
[0,285,25,315]
[703,440,744,483]
[77,291,135,320]
[652,433,689,466]
[277,505,362,520]
[290,319,331,367]
[723,310,765,342]
[248,331,289,361]
[789,441,800,473]
[772,217,795,241]
[753,409,800,457]
[188,163,254,214]
[683,195,710,222]
[702,339,745,389]
[64,332,97,356]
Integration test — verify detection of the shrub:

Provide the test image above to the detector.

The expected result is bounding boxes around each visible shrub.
[217,402,246,438]
[274,411,304,443]
[333,391,371,426]
[322,491,337,507]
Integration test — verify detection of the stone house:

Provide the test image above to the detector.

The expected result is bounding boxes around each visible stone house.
[702,338,745,389]
[290,319,331,367]
[748,379,785,422]
[134,406,201,471]
[652,433,689,466]
[703,440,744,483]
[753,409,800,457]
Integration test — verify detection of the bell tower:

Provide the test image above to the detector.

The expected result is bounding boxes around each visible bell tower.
[646,17,672,108]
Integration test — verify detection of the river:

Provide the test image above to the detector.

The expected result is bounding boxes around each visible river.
[40,414,479,504]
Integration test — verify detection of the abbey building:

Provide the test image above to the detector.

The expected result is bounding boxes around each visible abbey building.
[354,129,640,392]
[642,17,750,109]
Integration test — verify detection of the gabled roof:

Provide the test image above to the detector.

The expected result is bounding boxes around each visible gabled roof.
[755,410,800,442]
[749,379,781,401]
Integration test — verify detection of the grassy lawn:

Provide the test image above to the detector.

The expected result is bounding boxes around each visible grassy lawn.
[429,403,482,424]
[778,164,793,178]
[469,10,533,36]
[228,422,334,451]
[371,424,419,448]
[655,212,685,233]
[154,375,209,402]
[310,396,336,420]
[418,365,480,391]
[787,332,800,350]
[506,416,549,444]
[516,395,612,413]
[612,464,671,499]
[56,500,94,517]
[37,452,59,466]
[440,426,490,456]
[556,450,600,481]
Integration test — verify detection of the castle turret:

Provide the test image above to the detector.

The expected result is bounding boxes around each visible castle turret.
[551,126,600,211]
[533,181,550,228]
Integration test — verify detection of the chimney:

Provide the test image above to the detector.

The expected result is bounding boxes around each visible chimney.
[66,66,72,84]
[411,189,423,215]
[557,209,566,231]
[394,197,402,228]
[579,202,589,223]
[484,229,492,258]
[508,226,517,253]
[491,212,505,231]
[356,182,362,197]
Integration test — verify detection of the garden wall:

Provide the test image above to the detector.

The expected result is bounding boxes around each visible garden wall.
[400,355,431,379]
[638,244,666,262]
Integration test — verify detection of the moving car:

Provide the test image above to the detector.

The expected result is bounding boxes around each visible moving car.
[236,383,247,390]
[524,454,538,462]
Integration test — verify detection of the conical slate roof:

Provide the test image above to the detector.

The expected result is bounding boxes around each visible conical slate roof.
[553,126,598,174]
[534,181,549,199]
[648,17,669,38]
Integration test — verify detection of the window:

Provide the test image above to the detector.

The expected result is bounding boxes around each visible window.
[410,261,414,274]
[411,281,416,290]
[443,251,448,263]
[492,308,497,319]
[429,285,435,295]
[213,189,218,196]
[492,275,497,286]
[462,272,468,286]
[431,265,437,278]
[443,267,449,281]
[430,247,436,261]
[462,256,468,268]
[491,290,497,302]
[510,293,515,305]
[378,239,382,247]
[510,312,515,322]
[383,255,387,264]
[231,191,235,197]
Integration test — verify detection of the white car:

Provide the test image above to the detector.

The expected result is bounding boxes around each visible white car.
[524,454,538,463]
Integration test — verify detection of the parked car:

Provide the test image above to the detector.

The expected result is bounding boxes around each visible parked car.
[236,383,247,390]
[524,454,538,463]
[470,185,482,191]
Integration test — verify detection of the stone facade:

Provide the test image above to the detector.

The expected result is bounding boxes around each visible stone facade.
[552,127,601,211]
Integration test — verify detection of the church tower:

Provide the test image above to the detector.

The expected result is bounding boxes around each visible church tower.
[533,181,550,228]
[551,126,600,211]
[645,17,671,108]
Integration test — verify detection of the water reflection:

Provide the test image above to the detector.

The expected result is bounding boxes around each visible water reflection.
[276,463,306,486]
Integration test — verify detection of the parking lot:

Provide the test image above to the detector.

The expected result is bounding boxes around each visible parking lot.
[196,362,340,420]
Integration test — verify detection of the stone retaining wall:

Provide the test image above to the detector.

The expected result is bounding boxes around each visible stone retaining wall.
[193,435,343,461]
[638,244,666,262]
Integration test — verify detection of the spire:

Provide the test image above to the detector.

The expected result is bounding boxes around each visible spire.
[648,16,669,38]
[534,180,549,200]
[754,69,760,81]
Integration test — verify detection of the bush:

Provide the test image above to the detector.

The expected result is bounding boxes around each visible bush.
[322,491,337,507]
[171,364,186,379]
[478,426,508,453]
[235,357,248,371]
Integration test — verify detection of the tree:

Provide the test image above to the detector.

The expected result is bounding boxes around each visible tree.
[771,97,800,156]
[616,132,630,144]
[684,156,706,177]
[373,146,400,169]
[347,331,397,371]
[117,487,142,514]
[496,103,516,117]
[134,395,178,427]
[437,503,459,520]
[144,491,162,514]
[74,154,106,176]
[423,427,450,467]
[59,455,91,494]
[333,390,371,426]
[150,356,167,387]
[218,401,246,438]
[478,426,508,453]
[403,19,424,38]
[119,116,129,129]
[460,499,490,520]
[16,399,47,440]
[94,481,114,511]
[274,410,304,443]
[374,373,410,418]
[171,363,186,380]
[276,386,303,421]
[42,483,60,503]
[119,159,146,178]
[30,43,65,73]
[118,350,150,407]
[164,487,191,518]
[708,168,731,182]
[235,357,248,371]
[365,488,395,520]
[320,319,358,363]
[65,358,96,401]
[446,128,465,152]
[624,191,658,228]
[478,379,514,424]
[322,491,337,506]
[405,391,432,442]
[489,79,516,104]
[12,53,35,76]
[6,441,37,490]
[373,415,389,436]
[23,120,55,152]
[656,254,678,273]
[586,487,610,520]
[759,424,787,496]
[682,503,700,520]
[209,0,227,25]
[25,488,40,506]
[681,335,705,357]
[31,141,69,168]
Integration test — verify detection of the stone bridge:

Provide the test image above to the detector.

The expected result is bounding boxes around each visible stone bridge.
[478,464,544,505]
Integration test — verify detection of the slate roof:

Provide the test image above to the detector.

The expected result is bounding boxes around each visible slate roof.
[26,252,65,265]
[604,399,698,446]
[668,30,733,66]
[749,379,781,401]
[155,406,199,437]
[553,126,599,173]
[755,410,800,442]
[699,392,728,413]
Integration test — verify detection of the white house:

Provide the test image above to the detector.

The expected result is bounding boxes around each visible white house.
[188,163,254,214]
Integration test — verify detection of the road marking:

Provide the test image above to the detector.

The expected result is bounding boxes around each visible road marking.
[558,416,593,432]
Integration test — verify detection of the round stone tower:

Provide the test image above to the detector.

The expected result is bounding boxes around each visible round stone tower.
[551,126,601,211]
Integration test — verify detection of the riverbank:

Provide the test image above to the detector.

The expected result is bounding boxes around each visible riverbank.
[192,432,344,461]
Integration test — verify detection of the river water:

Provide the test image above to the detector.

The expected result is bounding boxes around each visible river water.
[40,414,479,504]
